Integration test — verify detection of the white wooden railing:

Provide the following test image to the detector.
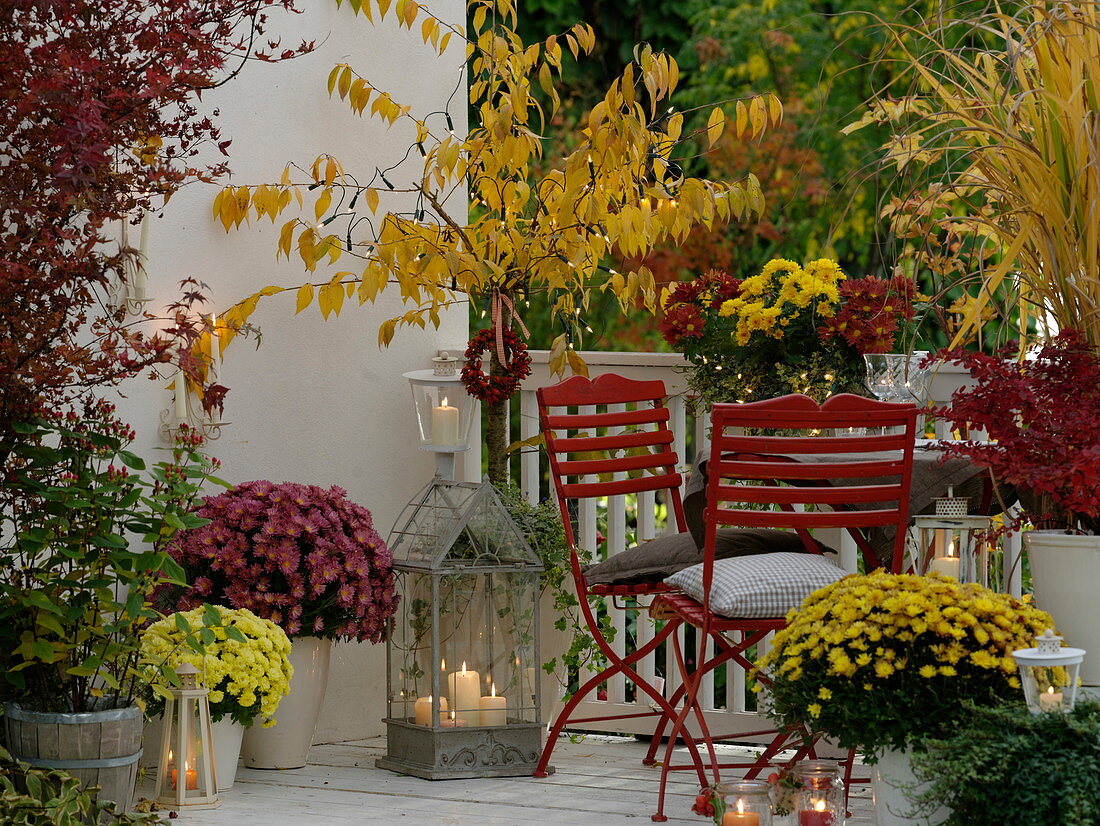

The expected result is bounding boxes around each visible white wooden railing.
[515,350,1023,738]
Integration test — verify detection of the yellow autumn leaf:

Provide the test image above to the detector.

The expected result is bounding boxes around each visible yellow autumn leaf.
[314,188,333,221]
[295,283,314,314]
[706,106,725,148]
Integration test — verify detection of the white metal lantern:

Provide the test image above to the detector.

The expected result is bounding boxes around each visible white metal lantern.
[1011,629,1086,715]
[914,514,993,584]
[154,662,219,809]
[404,352,475,481]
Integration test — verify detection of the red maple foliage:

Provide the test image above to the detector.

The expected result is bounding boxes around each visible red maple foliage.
[935,331,1100,534]
[0,0,308,429]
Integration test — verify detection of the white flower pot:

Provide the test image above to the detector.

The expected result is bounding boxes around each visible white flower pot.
[211,717,245,790]
[1026,531,1100,685]
[241,636,332,769]
[871,747,949,826]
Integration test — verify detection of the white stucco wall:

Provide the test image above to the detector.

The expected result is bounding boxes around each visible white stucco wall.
[113,1,468,742]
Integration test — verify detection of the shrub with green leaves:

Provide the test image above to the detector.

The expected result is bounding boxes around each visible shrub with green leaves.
[0,400,223,713]
[0,745,160,825]
[912,701,1100,825]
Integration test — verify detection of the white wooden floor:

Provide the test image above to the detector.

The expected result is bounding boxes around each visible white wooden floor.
[140,735,876,825]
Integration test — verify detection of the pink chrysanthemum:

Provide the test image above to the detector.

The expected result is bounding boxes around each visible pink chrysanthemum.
[157,480,398,642]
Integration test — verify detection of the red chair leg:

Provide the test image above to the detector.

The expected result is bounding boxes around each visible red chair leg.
[535,616,686,778]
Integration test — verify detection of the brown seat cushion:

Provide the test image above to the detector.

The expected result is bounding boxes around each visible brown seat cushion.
[583,528,822,586]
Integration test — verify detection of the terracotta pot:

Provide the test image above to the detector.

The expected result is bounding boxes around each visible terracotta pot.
[240,636,332,769]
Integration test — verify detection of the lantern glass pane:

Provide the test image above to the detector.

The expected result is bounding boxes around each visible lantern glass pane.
[164,698,211,799]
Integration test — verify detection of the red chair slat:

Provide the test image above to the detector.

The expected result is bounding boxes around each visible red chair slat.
[718,481,903,506]
[544,405,671,429]
[559,449,679,477]
[718,457,907,480]
[553,429,675,454]
[561,471,684,500]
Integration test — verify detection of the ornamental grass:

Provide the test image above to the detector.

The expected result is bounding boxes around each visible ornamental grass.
[141,607,292,727]
[857,1,1100,347]
[757,571,1055,758]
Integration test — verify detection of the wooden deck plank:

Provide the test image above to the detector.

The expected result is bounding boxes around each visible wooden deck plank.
[144,735,876,825]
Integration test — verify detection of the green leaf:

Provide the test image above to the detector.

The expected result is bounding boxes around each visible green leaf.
[118,450,147,470]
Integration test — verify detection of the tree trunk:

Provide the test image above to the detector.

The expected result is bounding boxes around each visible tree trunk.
[485,350,508,485]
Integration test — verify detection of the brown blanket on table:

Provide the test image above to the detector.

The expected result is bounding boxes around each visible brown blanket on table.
[683,446,994,562]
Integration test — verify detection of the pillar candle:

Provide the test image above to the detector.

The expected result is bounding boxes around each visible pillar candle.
[447,662,481,725]
[431,397,460,445]
[439,710,468,728]
[412,694,448,726]
[134,210,150,300]
[929,554,960,578]
[797,801,834,826]
[174,370,188,420]
[479,683,508,726]
[1039,686,1063,712]
[721,798,760,825]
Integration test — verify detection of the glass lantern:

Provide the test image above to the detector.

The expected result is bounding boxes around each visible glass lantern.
[914,515,993,584]
[1012,629,1086,714]
[376,478,544,779]
[715,779,773,825]
[792,760,844,825]
[154,662,219,810]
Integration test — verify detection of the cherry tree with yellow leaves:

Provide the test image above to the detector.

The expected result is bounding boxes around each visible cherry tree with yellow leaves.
[210,0,781,482]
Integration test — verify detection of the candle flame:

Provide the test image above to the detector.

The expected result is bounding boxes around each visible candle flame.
[814,800,826,812]
[461,661,467,675]
[491,682,497,697]
[736,798,745,813]
[441,658,446,671]
[1047,685,1056,695]
[442,396,449,406]
[947,541,956,558]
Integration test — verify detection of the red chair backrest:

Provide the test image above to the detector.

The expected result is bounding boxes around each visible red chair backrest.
[704,393,918,599]
[537,374,688,552]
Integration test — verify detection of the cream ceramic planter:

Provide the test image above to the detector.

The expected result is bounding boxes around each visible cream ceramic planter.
[211,717,245,790]
[240,636,332,769]
[872,747,949,826]
[1026,531,1100,685]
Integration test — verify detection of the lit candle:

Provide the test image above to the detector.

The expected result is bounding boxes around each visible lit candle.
[170,762,199,791]
[929,540,960,578]
[479,682,508,726]
[208,314,220,383]
[722,797,760,826]
[134,209,150,300]
[413,694,448,726]
[431,396,460,445]
[174,370,188,420]
[448,662,481,726]
[798,799,834,826]
[1039,685,1063,712]
[439,710,468,728]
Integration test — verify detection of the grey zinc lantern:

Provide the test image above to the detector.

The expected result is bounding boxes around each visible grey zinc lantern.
[376,478,545,779]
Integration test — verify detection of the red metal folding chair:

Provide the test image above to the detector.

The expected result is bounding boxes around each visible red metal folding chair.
[649,393,918,821]
[533,373,703,781]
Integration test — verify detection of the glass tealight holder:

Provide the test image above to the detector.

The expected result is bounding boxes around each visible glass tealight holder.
[715,780,773,825]
[792,760,844,825]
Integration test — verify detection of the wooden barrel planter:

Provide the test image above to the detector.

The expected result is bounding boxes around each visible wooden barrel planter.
[3,702,143,810]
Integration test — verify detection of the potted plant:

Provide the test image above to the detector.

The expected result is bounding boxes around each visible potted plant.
[910,700,1100,824]
[140,606,292,790]
[156,479,398,769]
[757,570,1054,826]
[0,402,220,810]
[658,260,922,405]
[935,330,1100,684]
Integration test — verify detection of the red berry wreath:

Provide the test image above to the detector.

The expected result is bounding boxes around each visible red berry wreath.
[461,327,532,404]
